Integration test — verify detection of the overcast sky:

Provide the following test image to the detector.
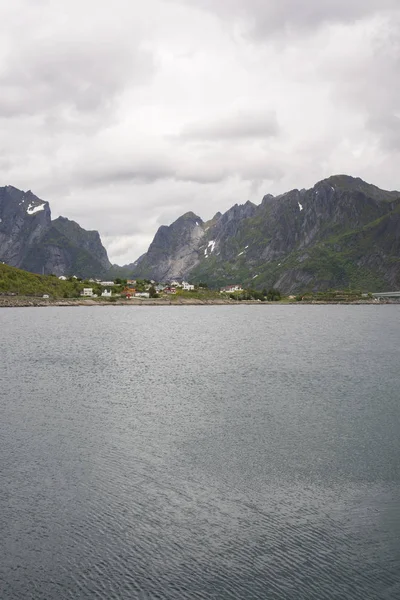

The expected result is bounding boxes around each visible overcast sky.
[1,0,399,264]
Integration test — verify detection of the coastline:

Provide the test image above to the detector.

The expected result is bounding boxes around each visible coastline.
[0,297,397,308]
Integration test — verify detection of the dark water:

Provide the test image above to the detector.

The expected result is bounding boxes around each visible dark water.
[1,306,399,599]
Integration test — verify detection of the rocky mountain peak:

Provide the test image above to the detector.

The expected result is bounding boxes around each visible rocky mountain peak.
[52,216,110,270]
[316,174,399,202]
[0,186,110,277]
[0,186,51,266]
[177,211,203,223]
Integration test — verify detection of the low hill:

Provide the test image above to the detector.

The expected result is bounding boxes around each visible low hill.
[0,263,85,298]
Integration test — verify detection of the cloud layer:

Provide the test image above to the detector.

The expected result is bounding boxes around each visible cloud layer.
[0,0,399,263]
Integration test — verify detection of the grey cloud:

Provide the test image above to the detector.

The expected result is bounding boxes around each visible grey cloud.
[104,236,151,263]
[322,14,400,151]
[177,154,283,184]
[0,42,154,119]
[179,110,279,141]
[78,164,239,186]
[179,0,399,36]
[74,146,282,187]
[368,115,400,151]
[0,6,155,120]
[82,164,175,185]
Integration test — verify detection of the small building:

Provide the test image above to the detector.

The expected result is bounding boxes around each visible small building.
[135,292,150,298]
[127,279,137,285]
[81,288,94,297]
[220,284,243,293]
[182,281,194,291]
[164,287,177,294]
[100,281,114,286]
[42,294,50,299]
[101,289,112,297]
[170,280,181,287]
[122,287,136,299]
[58,276,67,281]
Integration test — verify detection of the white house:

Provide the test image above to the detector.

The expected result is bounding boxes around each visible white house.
[182,281,194,291]
[220,284,243,293]
[58,276,67,281]
[170,280,181,287]
[100,281,114,286]
[135,292,150,298]
[101,289,112,297]
[81,288,94,296]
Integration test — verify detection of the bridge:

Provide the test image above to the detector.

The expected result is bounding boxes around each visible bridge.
[371,291,400,299]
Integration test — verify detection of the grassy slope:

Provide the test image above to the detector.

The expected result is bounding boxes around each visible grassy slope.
[0,263,85,298]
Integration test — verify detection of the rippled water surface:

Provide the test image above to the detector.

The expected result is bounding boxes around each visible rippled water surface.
[1,305,399,599]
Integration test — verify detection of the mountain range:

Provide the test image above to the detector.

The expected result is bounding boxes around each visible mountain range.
[131,175,400,292]
[1,175,400,292]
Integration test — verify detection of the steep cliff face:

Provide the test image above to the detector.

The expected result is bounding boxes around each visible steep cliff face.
[0,186,110,277]
[0,186,51,266]
[132,176,400,292]
[133,212,205,280]
[51,217,110,270]
[21,225,111,278]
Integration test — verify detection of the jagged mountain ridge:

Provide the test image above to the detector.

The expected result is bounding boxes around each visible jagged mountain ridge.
[0,186,110,277]
[132,175,400,292]
[2,176,400,291]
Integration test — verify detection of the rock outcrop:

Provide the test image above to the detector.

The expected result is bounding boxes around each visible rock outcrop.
[133,212,205,281]
[0,186,110,277]
[0,186,51,267]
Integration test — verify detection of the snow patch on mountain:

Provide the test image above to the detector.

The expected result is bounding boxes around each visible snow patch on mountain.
[27,203,46,215]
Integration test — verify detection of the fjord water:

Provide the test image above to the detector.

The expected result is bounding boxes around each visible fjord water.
[1,306,399,600]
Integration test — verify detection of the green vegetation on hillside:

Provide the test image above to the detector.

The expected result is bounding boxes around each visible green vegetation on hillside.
[0,264,85,298]
[0,263,376,304]
[295,290,367,302]
[190,203,400,293]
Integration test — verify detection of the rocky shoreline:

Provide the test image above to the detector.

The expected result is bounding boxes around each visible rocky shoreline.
[0,297,259,307]
[0,297,397,308]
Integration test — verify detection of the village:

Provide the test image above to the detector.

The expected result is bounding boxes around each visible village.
[58,276,246,299]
